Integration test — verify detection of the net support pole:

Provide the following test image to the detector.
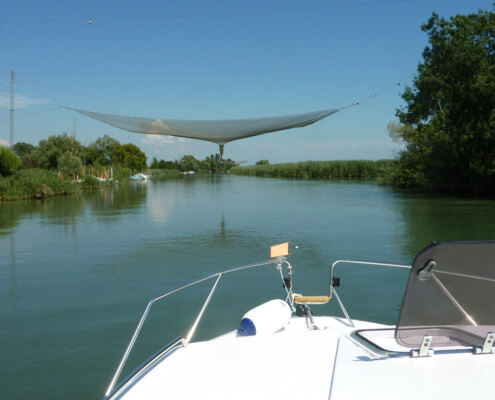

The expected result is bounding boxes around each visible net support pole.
[219,144,224,161]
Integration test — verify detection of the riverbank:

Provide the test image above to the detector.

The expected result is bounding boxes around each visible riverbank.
[0,169,75,200]
[0,168,128,201]
[0,168,190,201]
[0,160,398,201]
[230,160,396,179]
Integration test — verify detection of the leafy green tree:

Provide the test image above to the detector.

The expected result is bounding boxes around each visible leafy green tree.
[198,153,237,173]
[178,155,200,172]
[0,146,22,175]
[115,143,147,170]
[58,153,83,178]
[158,159,179,169]
[84,135,121,166]
[150,157,159,169]
[20,152,37,169]
[11,142,37,168]
[256,159,270,166]
[11,142,35,158]
[33,133,83,170]
[392,7,495,194]
[200,154,217,173]
[222,158,237,171]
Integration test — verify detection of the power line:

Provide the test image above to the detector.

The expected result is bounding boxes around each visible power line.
[0,0,420,24]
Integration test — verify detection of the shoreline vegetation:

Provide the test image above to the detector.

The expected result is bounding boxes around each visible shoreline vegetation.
[0,134,236,201]
[0,168,129,201]
[0,147,399,201]
[386,8,495,196]
[230,160,396,180]
[0,168,184,201]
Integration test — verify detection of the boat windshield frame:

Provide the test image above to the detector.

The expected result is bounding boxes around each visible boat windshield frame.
[395,240,495,349]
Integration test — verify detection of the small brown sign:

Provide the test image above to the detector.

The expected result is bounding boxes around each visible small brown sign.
[270,242,289,258]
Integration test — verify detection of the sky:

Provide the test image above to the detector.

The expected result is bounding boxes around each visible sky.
[0,0,493,164]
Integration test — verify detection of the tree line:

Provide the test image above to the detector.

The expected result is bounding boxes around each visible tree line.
[151,153,237,173]
[2,134,147,178]
[0,131,238,178]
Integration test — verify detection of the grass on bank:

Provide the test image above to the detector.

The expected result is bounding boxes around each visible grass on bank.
[0,166,135,201]
[0,166,186,201]
[230,160,397,180]
[0,169,75,200]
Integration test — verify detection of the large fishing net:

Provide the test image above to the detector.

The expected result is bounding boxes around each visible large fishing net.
[68,107,344,146]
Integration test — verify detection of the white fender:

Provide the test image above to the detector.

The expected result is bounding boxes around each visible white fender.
[237,299,292,336]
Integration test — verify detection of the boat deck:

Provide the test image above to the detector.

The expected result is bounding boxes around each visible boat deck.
[110,316,378,399]
[331,332,495,399]
[110,315,494,399]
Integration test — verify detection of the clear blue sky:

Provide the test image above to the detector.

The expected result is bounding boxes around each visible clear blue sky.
[0,0,493,163]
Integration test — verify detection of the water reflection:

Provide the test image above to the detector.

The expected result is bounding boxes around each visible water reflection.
[2,177,495,400]
[397,194,495,259]
[0,184,148,236]
[86,183,147,219]
[0,195,85,234]
[147,183,174,225]
[0,200,45,234]
[220,213,226,237]
[9,235,16,312]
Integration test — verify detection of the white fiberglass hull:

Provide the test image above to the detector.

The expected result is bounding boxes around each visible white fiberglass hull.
[106,315,494,399]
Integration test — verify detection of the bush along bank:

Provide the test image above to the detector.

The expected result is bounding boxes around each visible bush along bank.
[0,169,75,200]
[0,167,132,201]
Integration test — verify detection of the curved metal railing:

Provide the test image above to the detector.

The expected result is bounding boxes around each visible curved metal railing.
[105,257,288,398]
[328,260,411,327]
[105,257,411,398]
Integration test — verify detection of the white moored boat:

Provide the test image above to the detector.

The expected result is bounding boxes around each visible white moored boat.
[103,240,495,399]
[130,173,151,182]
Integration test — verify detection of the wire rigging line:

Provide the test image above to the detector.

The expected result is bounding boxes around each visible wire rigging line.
[0,0,420,24]
[351,72,415,106]
[0,106,60,122]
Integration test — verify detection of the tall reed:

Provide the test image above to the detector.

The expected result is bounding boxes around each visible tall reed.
[230,160,397,179]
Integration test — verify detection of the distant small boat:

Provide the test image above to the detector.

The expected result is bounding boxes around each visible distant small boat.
[130,173,151,182]
[95,177,113,182]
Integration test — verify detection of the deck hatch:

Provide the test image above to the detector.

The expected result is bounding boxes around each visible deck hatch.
[395,241,495,349]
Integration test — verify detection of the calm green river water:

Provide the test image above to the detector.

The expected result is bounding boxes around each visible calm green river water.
[1,175,495,399]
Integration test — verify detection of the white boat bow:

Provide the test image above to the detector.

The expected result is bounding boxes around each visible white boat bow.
[104,241,495,399]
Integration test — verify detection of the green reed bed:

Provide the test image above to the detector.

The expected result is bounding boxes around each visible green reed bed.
[0,169,75,201]
[230,160,397,180]
[0,166,186,201]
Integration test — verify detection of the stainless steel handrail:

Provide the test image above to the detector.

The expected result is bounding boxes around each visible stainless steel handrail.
[105,257,410,397]
[107,336,185,399]
[328,260,411,327]
[105,258,283,398]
